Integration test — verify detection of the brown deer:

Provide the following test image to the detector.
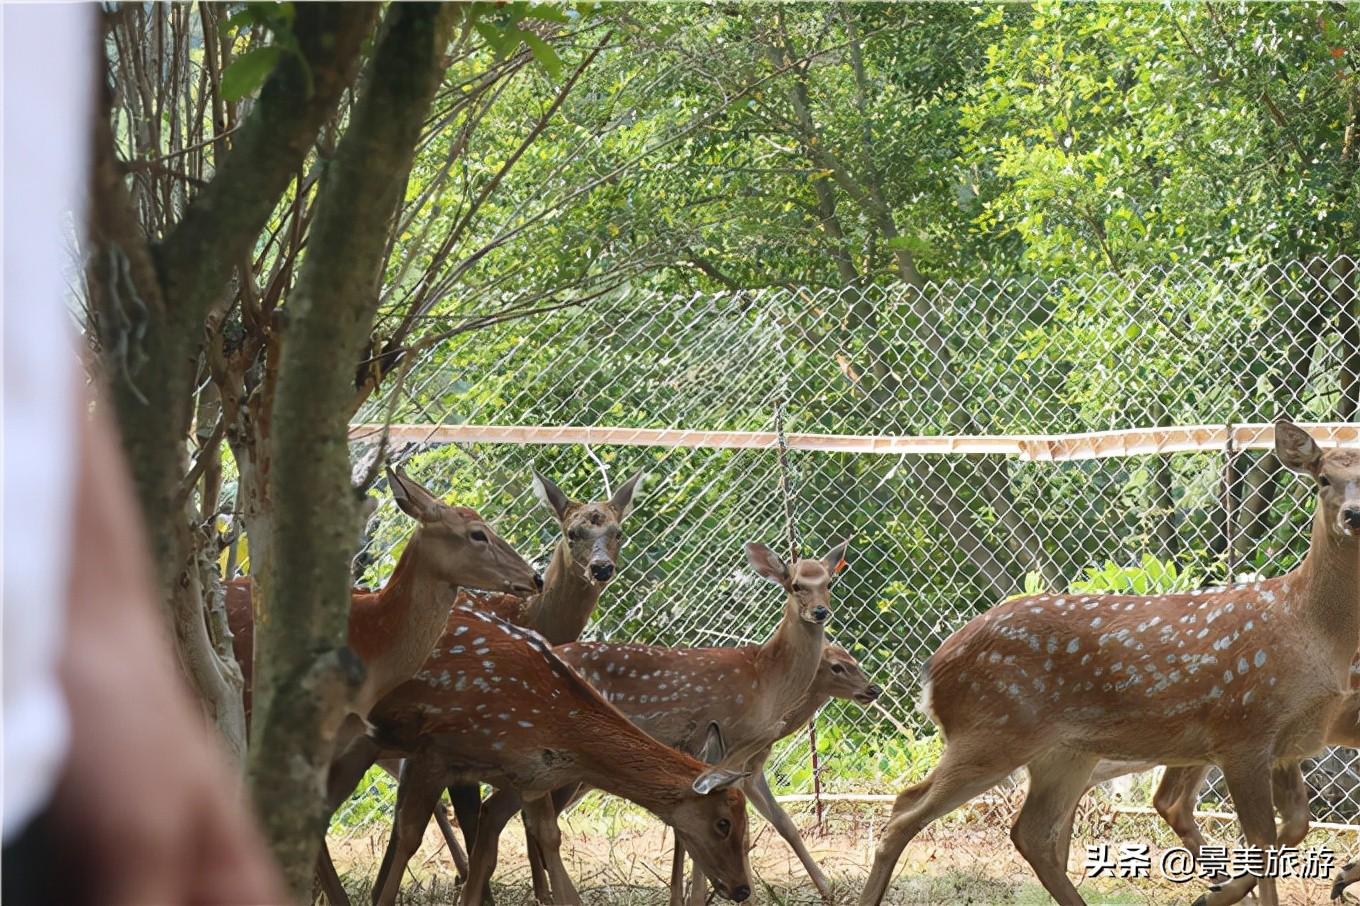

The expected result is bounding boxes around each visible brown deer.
[225,467,539,725]
[1079,659,1360,894]
[859,420,1360,906]
[519,642,878,906]
[436,470,641,887]
[363,606,755,906]
[668,642,881,905]
[366,539,846,906]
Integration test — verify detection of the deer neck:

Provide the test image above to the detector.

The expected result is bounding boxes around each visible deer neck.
[364,533,459,694]
[1296,505,1360,671]
[574,716,698,818]
[754,598,826,712]
[780,689,833,736]
[529,541,602,645]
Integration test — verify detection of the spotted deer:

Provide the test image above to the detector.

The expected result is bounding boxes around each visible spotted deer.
[365,539,848,906]
[438,470,641,887]
[363,607,755,906]
[225,467,539,725]
[859,420,1360,906]
[669,642,880,905]
[1080,658,1360,895]
[518,642,878,906]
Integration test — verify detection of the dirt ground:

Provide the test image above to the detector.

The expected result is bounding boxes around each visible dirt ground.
[330,794,1360,905]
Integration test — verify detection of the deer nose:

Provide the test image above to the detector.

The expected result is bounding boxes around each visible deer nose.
[865,684,883,700]
[533,572,545,591]
[811,606,830,623]
[589,561,615,582]
[730,885,751,902]
[1345,508,1360,531]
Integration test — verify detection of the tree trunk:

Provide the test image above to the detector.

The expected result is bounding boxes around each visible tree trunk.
[87,5,375,752]
[247,6,458,896]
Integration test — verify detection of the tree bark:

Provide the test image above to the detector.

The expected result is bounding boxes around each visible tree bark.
[87,5,375,756]
[247,5,458,896]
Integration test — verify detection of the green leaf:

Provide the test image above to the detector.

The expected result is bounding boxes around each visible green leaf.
[221,45,282,101]
[521,31,562,79]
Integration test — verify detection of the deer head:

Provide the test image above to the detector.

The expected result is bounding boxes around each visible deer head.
[744,539,851,626]
[1276,419,1360,538]
[817,643,882,705]
[533,471,642,585]
[388,468,540,595]
[672,750,752,902]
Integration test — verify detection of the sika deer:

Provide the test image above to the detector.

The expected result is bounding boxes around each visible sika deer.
[438,470,641,891]
[1080,658,1360,893]
[225,467,539,724]
[859,420,1360,906]
[520,642,878,906]
[670,642,881,905]
[364,607,754,906]
[366,539,846,906]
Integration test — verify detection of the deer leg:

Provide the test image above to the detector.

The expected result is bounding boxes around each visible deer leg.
[434,802,471,881]
[1154,765,1217,880]
[1194,758,1279,906]
[1010,749,1099,906]
[450,783,494,905]
[314,736,383,906]
[687,860,708,906]
[669,837,688,906]
[521,794,580,905]
[459,783,522,903]
[317,842,351,906]
[371,756,446,906]
[858,740,1029,906]
[745,769,834,901]
[526,825,552,903]
[1271,761,1310,847]
[459,788,523,906]
[527,785,583,902]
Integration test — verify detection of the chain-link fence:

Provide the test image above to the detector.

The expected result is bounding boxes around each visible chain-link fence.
[335,257,1360,840]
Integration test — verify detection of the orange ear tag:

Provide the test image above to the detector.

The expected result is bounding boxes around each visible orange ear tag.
[835,559,849,574]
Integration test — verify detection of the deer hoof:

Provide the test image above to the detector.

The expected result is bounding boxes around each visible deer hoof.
[1334,879,1350,901]
[1190,896,1208,906]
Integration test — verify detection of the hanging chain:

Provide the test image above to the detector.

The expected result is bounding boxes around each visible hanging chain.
[773,398,800,563]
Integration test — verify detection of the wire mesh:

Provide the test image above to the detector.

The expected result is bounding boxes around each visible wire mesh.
[336,257,1360,838]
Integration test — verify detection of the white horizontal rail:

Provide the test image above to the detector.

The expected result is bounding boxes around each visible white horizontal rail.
[349,422,1360,462]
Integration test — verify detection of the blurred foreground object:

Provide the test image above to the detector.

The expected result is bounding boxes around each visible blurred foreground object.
[2,5,286,904]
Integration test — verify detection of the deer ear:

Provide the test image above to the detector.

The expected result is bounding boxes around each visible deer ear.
[1275,419,1323,476]
[697,721,727,764]
[388,467,442,522]
[692,767,749,795]
[609,471,644,521]
[532,472,573,521]
[822,537,852,576]
[744,542,788,586]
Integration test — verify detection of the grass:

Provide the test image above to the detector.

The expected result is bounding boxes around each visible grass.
[327,789,1360,905]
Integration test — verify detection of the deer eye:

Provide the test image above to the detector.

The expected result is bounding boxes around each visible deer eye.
[470,530,488,543]
[831,664,845,674]
[1319,476,1332,488]
[791,582,803,592]
[716,818,731,836]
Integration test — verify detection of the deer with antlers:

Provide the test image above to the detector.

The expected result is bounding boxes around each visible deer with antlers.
[858,420,1360,906]
[364,606,755,905]
[365,539,848,906]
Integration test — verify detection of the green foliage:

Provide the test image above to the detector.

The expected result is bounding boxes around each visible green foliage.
[1068,553,1203,596]
[221,3,301,101]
